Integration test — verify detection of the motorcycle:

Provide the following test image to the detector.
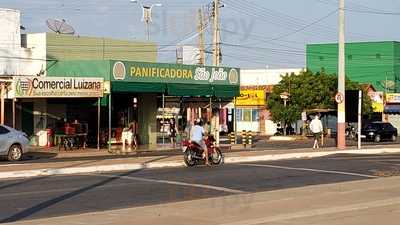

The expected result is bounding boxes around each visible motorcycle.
[345,124,357,140]
[181,135,223,167]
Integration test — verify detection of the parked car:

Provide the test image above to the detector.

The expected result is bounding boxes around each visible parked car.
[361,122,398,142]
[0,125,30,161]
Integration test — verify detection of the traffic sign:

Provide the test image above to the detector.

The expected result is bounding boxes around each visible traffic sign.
[335,92,344,104]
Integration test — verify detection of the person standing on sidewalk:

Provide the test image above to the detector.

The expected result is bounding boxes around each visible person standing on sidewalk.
[310,114,323,149]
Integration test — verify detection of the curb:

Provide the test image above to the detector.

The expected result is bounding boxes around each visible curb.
[1,148,400,180]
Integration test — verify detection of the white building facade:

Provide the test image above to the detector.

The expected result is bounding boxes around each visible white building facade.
[0,8,45,77]
[236,68,303,135]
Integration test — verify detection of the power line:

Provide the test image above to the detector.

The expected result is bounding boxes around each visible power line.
[224,0,378,40]
[345,9,400,16]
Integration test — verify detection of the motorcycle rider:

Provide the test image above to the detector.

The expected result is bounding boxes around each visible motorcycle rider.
[190,118,210,166]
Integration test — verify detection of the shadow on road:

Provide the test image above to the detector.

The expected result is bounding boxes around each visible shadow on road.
[0,155,172,223]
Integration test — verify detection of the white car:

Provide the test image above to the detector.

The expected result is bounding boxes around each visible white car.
[0,125,30,161]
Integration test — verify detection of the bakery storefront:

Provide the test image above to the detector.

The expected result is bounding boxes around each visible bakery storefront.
[47,60,240,148]
[111,61,240,146]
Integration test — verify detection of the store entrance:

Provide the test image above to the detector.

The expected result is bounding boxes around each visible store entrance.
[112,94,138,128]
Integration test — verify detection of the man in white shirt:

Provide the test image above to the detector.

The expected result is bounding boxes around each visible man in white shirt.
[310,114,323,149]
[190,119,209,165]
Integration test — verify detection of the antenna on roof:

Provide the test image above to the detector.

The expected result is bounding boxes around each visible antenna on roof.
[46,19,75,35]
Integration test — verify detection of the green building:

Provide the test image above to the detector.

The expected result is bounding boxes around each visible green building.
[306,41,400,92]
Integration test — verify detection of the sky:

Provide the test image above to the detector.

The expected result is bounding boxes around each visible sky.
[2,0,400,69]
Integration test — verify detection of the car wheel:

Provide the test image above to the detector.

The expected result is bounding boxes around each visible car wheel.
[391,134,397,142]
[374,135,381,143]
[8,144,23,161]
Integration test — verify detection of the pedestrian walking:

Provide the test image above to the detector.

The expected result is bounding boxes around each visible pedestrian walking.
[169,119,177,147]
[310,114,323,149]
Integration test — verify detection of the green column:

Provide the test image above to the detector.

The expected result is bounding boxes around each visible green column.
[138,93,157,146]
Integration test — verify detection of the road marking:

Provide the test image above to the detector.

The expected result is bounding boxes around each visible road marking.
[0,163,30,167]
[0,182,138,198]
[219,197,400,225]
[240,163,378,178]
[96,174,247,194]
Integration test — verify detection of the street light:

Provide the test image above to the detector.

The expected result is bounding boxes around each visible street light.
[130,0,162,41]
[280,91,290,136]
[280,91,290,107]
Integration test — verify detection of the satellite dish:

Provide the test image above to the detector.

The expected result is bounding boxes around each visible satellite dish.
[46,19,75,35]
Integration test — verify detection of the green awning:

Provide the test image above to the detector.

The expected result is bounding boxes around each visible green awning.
[112,82,166,93]
[167,83,213,96]
[111,81,239,97]
[213,85,240,98]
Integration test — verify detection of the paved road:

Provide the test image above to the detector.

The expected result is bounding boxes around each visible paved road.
[1,153,400,223]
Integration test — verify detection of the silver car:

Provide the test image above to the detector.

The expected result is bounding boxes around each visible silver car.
[0,125,30,161]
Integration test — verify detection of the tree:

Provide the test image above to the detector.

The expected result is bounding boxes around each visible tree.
[267,70,373,134]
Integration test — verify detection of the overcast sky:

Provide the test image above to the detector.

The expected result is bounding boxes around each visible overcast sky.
[2,0,400,69]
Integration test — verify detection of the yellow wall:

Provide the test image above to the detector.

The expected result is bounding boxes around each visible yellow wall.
[46,33,157,62]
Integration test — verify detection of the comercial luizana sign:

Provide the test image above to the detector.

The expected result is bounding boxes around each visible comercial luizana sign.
[112,61,240,86]
[14,77,104,98]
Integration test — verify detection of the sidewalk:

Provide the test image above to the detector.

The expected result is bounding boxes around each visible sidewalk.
[1,144,400,180]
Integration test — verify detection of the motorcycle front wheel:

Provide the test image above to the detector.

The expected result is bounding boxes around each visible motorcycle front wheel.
[211,148,223,165]
[183,149,196,167]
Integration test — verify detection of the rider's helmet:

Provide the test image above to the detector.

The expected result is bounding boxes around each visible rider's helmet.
[195,118,202,126]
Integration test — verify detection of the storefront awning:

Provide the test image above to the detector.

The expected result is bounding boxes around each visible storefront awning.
[167,83,212,96]
[384,105,400,114]
[45,60,241,97]
[112,82,239,97]
[111,61,240,97]
[112,82,166,93]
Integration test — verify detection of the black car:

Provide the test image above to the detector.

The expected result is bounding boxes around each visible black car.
[361,122,398,142]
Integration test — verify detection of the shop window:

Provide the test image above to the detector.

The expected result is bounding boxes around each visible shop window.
[243,109,252,122]
[236,109,242,121]
[252,109,259,121]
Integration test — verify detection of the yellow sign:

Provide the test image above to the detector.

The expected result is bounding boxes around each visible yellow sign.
[368,92,384,112]
[386,93,400,104]
[235,90,265,106]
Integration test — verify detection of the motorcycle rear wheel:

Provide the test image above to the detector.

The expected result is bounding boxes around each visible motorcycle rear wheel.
[184,149,196,167]
[211,148,223,165]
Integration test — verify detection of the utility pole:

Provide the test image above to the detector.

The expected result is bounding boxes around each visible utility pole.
[337,0,346,149]
[212,0,221,66]
[198,8,206,65]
